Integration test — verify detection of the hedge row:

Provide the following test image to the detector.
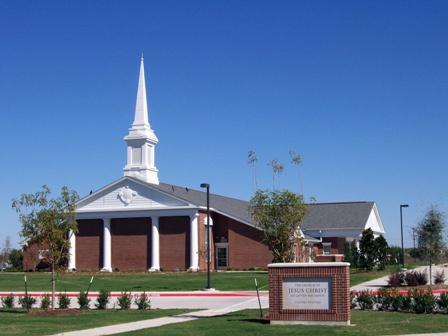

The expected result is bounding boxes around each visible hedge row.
[0,291,151,310]
[351,289,448,314]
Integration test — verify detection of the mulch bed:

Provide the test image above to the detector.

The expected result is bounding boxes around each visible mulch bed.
[28,309,81,316]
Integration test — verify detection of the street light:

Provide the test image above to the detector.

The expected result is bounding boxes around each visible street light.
[200,183,211,289]
[400,204,409,269]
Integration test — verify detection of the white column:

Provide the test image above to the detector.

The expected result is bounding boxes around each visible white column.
[149,216,160,272]
[68,230,76,271]
[189,213,199,272]
[101,218,112,272]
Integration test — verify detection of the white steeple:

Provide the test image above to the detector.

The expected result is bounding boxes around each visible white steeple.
[123,55,159,184]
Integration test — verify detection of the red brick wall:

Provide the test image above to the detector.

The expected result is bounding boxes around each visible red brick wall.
[198,212,215,271]
[22,242,49,271]
[317,237,346,255]
[213,213,272,269]
[111,217,151,271]
[269,264,350,323]
[159,216,190,271]
[76,219,103,271]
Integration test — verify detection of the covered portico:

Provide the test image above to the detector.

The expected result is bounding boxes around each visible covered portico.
[69,177,202,272]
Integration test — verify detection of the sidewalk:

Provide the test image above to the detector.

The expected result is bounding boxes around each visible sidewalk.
[351,264,448,292]
[48,295,268,336]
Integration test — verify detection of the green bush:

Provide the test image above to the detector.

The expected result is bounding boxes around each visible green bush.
[375,288,404,311]
[58,293,71,309]
[40,294,51,310]
[19,295,36,310]
[95,290,110,310]
[78,291,90,310]
[437,293,448,314]
[434,271,446,285]
[117,292,132,310]
[135,292,151,310]
[1,295,14,309]
[387,272,405,287]
[356,291,374,310]
[411,290,435,314]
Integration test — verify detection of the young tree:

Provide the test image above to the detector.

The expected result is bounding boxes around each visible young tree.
[7,249,23,271]
[247,150,258,191]
[250,189,307,262]
[0,236,11,270]
[416,207,446,282]
[267,160,284,189]
[416,207,446,262]
[12,185,78,309]
[359,228,376,270]
[289,150,303,194]
[374,235,388,270]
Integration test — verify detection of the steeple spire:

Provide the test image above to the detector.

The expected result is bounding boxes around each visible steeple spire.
[133,55,149,127]
[123,56,159,184]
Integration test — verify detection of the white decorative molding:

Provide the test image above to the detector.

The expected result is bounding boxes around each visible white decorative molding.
[117,186,137,205]
[77,178,195,214]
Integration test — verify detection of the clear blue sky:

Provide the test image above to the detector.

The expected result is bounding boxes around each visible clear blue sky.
[1,1,447,248]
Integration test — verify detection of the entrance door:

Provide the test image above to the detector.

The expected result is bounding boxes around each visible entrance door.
[215,243,228,270]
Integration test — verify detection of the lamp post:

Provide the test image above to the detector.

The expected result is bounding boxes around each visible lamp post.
[200,183,211,289]
[400,204,409,269]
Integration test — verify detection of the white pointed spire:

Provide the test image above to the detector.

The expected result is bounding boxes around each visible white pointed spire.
[133,54,149,127]
[123,55,159,184]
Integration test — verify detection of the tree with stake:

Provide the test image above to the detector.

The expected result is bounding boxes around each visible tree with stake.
[12,185,78,309]
[416,207,446,284]
[247,150,258,191]
[267,160,284,189]
[250,189,307,262]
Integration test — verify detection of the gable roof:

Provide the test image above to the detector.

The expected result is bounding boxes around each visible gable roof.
[150,181,377,233]
[78,176,380,234]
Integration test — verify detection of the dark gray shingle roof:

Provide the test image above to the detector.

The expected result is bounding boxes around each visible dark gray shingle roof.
[152,182,374,232]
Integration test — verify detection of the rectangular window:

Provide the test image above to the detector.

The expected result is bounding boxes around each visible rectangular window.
[132,147,142,164]
[322,242,332,255]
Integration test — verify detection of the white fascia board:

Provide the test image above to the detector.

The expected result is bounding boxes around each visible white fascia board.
[372,203,386,234]
[302,229,362,238]
[197,206,262,231]
[76,207,198,220]
[77,176,197,209]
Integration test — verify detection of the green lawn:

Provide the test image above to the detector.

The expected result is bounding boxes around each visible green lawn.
[118,309,448,336]
[0,272,269,292]
[0,309,190,336]
[0,266,407,292]
[350,265,401,286]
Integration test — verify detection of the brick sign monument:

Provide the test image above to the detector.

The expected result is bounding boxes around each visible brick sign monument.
[268,262,350,325]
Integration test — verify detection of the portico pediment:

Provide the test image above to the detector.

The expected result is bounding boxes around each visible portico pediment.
[76,177,194,213]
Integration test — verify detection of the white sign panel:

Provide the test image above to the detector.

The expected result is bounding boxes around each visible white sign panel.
[282,278,331,310]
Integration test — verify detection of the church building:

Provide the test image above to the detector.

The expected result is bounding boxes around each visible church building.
[63,57,385,272]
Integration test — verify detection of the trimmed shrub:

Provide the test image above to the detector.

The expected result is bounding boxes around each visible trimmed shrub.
[401,292,413,312]
[349,291,357,309]
[411,290,435,314]
[19,295,36,310]
[388,272,405,287]
[117,292,132,310]
[40,294,51,310]
[414,271,428,286]
[356,291,374,310]
[58,293,71,309]
[434,271,446,285]
[405,271,419,287]
[1,295,14,309]
[95,290,110,310]
[135,292,151,310]
[375,288,404,312]
[437,293,448,314]
[78,292,90,310]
